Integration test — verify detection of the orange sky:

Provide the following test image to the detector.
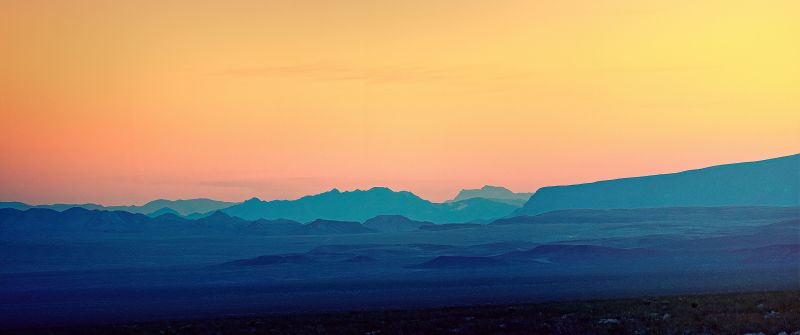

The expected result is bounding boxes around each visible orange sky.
[1,0,798,205]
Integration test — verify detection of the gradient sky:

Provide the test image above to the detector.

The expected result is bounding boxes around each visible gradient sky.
[1,0,798,205]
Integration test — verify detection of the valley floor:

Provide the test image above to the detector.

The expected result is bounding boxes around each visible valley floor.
[10,290,800,335]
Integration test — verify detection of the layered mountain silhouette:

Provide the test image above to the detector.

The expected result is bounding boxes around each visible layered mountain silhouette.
[0,202,32,210]
[147,207,181,218]
[129,199,236,216]
[0,208,441,237]
[221,187,517,223]
[0,202,106,212]
[0,207,152,236]
[3,154,796,225]
[517,154,800,215]
[363,215,433,232]
[492,206,800,225]
[0,198,235,216]
[305,219,376,234]
[450,185,533,207]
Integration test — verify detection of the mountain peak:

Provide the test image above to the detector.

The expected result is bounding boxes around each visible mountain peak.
[451,186,533,206]
[147,207,180,218]
[142,199,169,206]
[367,186,392,192]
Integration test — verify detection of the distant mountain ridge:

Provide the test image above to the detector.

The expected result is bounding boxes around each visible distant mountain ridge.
[0,207,383,237]
[131,199,236,216]
[221,187,517,223]
[0,198,236,216]
[147,207,181,218]
[363,215,433,232]
[450,185,533,207]
[0,202,107,212]
[3,154,795,222]
[517,154,800,215]
[0,207,503,237]
[0,190,517,224]
[493,206,799,225]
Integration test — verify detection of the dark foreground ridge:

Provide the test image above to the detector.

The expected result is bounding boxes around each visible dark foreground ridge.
[12,290,800,335]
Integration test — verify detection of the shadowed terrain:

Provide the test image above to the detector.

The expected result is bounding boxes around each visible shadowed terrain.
[10,291,800,335]
[1,156,798,331]
[1,205,797,330]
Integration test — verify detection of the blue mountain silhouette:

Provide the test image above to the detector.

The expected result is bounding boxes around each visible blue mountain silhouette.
[0,198,235,216]
[517,154,800,215]
[221,187,517,223]
[450,185,532,206]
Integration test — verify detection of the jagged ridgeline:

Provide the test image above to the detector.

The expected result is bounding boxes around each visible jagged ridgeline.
[2,154,798,224]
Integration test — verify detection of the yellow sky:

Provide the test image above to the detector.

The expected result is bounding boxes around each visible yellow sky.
[1,0,798,204]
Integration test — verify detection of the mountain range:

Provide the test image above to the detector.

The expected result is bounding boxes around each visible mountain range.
[0,189,521,224]
[2,154,798,330]
[220,187,518,223]
[0,207,498,237]
[0,198,235,216]
[1,154,797,224]
[0,207,381,237]
[516,153,800,215]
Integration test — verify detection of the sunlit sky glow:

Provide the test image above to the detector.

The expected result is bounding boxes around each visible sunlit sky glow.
[1,0,798,205]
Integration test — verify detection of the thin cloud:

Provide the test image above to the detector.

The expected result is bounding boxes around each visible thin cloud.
[215,63,452,84]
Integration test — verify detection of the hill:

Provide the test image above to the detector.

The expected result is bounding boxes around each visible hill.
[517,154,800,215]
[450,185,532,207]
[363,215,433,232]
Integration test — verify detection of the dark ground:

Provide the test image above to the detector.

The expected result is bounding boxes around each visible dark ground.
[8,290,800,335]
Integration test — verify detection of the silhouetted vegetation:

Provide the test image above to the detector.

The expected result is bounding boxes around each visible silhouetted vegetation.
[17,290,800,335]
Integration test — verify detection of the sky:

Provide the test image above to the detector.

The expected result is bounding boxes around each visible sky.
[1,0,798,205]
